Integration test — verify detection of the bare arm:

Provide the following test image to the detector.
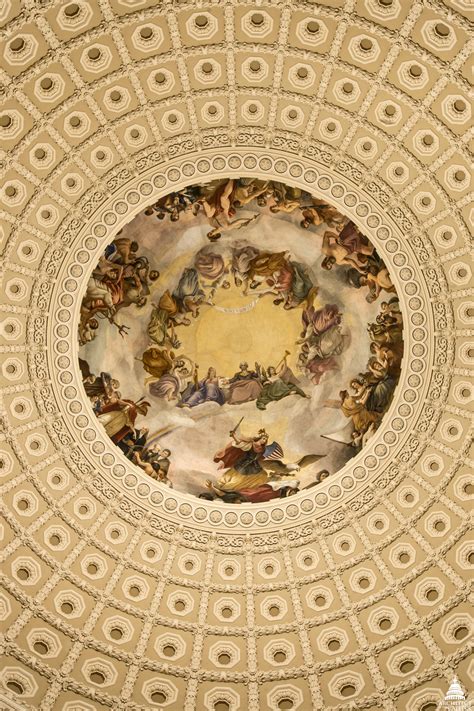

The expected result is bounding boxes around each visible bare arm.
[219,179,234,215]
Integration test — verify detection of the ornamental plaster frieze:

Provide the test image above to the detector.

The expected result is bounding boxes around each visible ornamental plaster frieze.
[0,3,472,708]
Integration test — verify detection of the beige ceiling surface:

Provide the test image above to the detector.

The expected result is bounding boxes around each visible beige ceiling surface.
[0,1,472,710]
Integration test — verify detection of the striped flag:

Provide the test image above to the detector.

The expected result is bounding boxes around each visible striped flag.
[263,442,284,461]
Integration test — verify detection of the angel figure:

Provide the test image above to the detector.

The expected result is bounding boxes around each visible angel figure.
[192,178,260,240]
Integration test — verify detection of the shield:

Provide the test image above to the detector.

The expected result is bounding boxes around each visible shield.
[263,441,284,461]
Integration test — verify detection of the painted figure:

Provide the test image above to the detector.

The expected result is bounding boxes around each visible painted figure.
[231,244,260,292]
[206,425,323,503]
[97,398,150,444]
[256,354,308,410]
[321,221,374,272]
[209,428,289,502]
[79,238,159,344]
[134,445,172,486]
[181,367,225,408]
[297,303,346,384]
[149,358,194,402]
[339,297,403,449]
[227,362,262,405]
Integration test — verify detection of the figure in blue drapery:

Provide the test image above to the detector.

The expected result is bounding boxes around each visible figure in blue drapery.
[180,367,225,408]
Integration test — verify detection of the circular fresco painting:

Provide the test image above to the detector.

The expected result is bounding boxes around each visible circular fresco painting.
[78,178,403,504]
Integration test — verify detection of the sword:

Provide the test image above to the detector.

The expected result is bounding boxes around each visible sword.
[230,416,244,437]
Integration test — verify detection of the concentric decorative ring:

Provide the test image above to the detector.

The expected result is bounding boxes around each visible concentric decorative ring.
[44,150,433,532]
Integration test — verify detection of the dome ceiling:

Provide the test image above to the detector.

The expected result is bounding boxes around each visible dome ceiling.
[0,1,472,710]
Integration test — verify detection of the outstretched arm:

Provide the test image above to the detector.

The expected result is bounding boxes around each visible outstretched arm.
[133,451,155,477]
[219,179,235,216]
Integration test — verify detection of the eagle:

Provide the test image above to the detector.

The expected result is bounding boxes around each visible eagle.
[260,453,325,477]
